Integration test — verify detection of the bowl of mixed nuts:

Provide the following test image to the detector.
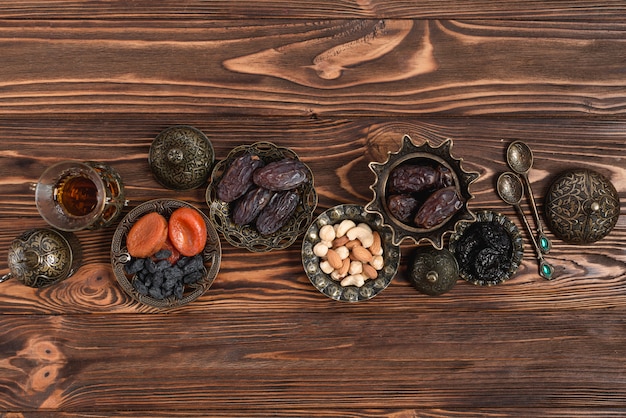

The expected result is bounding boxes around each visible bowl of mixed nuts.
[111,199,222,310]
[302,204,400,302]
[366,135,479,249]
[206,142,317,252]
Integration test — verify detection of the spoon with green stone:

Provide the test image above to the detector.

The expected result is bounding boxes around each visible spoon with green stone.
[506,140,552,254]
[497,172,555,280]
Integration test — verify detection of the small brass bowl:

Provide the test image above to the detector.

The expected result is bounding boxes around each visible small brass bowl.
[111,199,221,310]
[302,204,400,302]
[206,142,317,252]
[366,135,479,249]
[449,210,523,286]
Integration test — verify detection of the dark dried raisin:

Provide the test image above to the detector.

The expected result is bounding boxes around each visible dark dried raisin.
[414,186,463,228]
[256,190,300,235]
[232,187,274,226]
[217,153,264,202]
[253,159,309,191]
[389,164,453,194]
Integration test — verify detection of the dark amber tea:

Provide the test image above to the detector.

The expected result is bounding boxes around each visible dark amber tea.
[37,161,126,231]
[54,174,99,217]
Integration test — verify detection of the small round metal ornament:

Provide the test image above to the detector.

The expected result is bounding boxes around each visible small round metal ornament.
[545,168,620,244]
[149,125,215,190]
[410,247,458,296]
[2,228,81,288]
[366,135,479,249]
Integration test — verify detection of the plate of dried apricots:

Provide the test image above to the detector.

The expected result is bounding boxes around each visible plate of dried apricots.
[111,199,221,309]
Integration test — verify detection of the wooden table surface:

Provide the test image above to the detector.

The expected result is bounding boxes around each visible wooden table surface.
[1,2,625,416]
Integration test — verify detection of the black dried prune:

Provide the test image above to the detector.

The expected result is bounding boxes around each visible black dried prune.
[455,221,514,281]
[414,186,463,228]
[253,159,309,191]
[217,153,264,202]
[389,164,453,194]
[256,190,300,235]
[387,194,420,224]
[232,187,274,226]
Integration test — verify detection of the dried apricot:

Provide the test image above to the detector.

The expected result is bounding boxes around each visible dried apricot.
[126,212,169,258]
[168,207,207,257]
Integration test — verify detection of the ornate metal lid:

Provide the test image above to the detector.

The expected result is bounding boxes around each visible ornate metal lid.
[149,125,215,190]
[3,228,81,288]
[410,247,458,296]
[545,169,620,244]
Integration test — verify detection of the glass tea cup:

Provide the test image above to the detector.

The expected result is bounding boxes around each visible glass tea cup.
[35,160,127,231]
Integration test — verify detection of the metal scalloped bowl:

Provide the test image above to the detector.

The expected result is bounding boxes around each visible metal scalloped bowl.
[111,199,221,309]
[449,210,523,286]
[206,142,317,252]
[302,204,400,302]
[366,135,479,249]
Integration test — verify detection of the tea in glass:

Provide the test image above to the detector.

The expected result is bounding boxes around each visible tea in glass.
[35,161,127,231]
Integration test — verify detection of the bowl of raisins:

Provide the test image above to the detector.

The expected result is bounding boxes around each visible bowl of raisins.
[449,210,524,286]
[206,142,317,252]
[111,199,222,310]
[366,135,479,249]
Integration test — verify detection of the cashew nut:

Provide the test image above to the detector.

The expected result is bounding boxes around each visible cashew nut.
[313,242,329,258]
[335,219,356,238]
[348,260,363,275]
[341,274,366,287]
[319,224,336,243]
[334,245,350,260]
[346,225,374,248]
[371,255,384,270]
[320,260,334,274]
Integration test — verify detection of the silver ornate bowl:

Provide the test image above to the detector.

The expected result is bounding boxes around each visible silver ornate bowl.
[302,204,400,302]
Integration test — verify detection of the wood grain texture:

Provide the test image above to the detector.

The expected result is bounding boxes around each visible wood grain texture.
[1,1,626,20]
[0,19,625,116]
[1,4,626,416]
[1,312,626,412]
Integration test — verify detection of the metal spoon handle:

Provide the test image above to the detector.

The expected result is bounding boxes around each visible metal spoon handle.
[521,173,552,254]
[514,204,555,280]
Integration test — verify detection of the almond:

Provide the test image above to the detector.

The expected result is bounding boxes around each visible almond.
[369,231,383,256]
[345,239,361,249]
[362,263,378,280]
[338,258,350,276]
[326,248,343,270]
[351,245,373,264]
[332,235,350,248]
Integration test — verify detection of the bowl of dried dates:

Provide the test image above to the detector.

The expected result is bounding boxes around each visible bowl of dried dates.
[302,204,400,302]
[206,142,317,252]
[111,199,221,309]
[366,135,479,249]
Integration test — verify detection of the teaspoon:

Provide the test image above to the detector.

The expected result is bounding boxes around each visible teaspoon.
[497,172,555,280]
[506,140,552,254]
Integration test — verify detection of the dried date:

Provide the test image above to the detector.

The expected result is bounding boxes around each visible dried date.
[232,187,274,226]
[387,194,419,224]
[389,164,453,194]
[414,186,463,228]
[253,159,309,191]
[217,153,264,202]
[256,190,300,235]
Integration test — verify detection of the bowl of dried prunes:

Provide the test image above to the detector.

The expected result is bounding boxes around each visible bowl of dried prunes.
[206,142,317,252]
[111,199,221,309]
[449,210,523,286]
[366,135,479,249]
